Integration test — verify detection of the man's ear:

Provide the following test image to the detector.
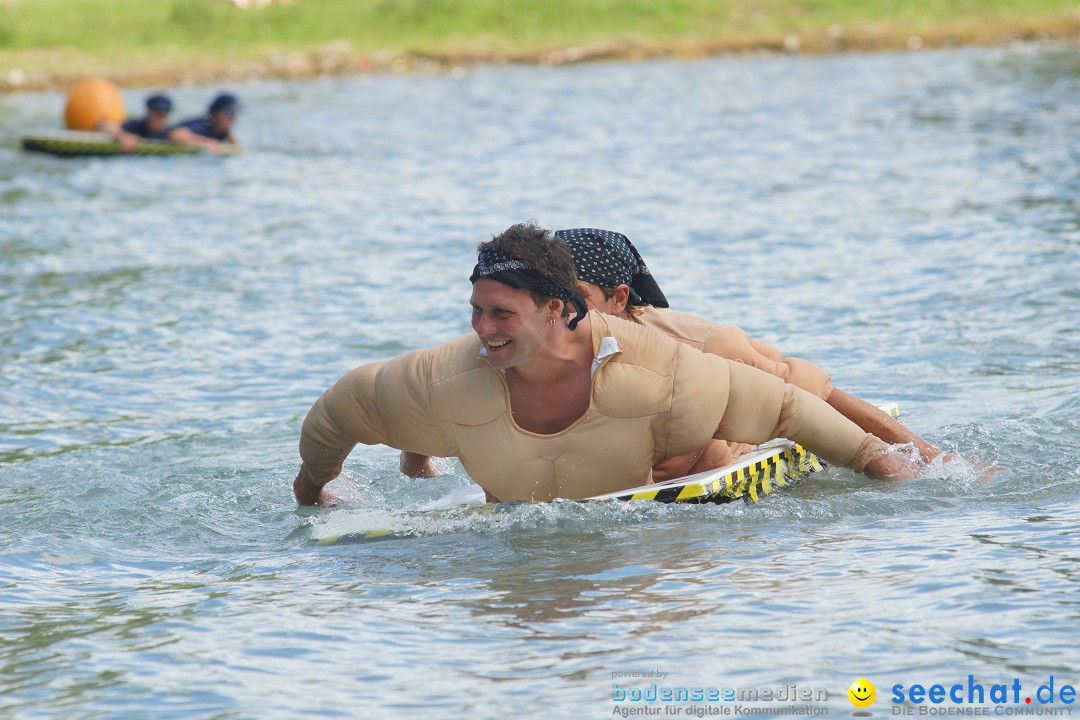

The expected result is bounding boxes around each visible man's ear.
[548,297,565,319]
[614,284,632,314]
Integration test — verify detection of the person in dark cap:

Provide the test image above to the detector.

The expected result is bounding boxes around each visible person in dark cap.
[556,227,669,309]
[167,91,239,153]
[95,92,174,152]
[555,227,944,479]
[122,94,174,139]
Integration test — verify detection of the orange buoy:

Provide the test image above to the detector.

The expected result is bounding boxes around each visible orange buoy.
[63,79,126,131]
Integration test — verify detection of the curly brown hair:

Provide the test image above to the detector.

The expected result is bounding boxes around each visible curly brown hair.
[479,221,578,309]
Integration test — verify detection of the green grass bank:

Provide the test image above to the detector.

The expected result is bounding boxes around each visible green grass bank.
[2,0,1078,91]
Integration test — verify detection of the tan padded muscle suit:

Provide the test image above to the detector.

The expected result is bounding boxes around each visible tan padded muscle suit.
[634,305,834,471]
[634,305,833,399]
[298,312,886,502]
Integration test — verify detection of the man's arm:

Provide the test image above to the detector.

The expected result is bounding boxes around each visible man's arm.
[295,349,460,506]
[295,363,390,506]
[705,327,939,464]
[827,388,940,462]
[717,360,920,481]
[293,467,343,506]
[167,126,222,153]
[667,347,920,482]
[93,119,138,152]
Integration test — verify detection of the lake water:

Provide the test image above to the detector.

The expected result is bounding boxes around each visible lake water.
[1,44,1078,719]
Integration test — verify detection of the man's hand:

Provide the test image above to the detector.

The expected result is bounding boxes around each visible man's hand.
[293,469,343,506]
[399,452,440,478]
[118,132,139,153]
[861,445,920,482]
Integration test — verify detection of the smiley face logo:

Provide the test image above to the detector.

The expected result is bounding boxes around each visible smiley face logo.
[848,679,876,708]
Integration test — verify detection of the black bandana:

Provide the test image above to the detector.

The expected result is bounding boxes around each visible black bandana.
[470,248,589,330]
[555,228,669,308]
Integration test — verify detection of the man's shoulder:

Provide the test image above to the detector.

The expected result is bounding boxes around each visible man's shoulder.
[407,334,503,424]
[386,333,485,385]
[428,333,486,378]
[635,306,723,348]
[592,311,683,376]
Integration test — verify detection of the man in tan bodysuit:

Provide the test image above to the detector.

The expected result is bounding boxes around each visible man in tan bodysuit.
[295,223,920,506]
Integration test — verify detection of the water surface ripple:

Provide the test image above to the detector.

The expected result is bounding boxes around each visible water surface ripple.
[1,45,1078,719]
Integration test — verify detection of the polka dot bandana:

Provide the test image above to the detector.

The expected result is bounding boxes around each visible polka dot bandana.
[555,228,669,308]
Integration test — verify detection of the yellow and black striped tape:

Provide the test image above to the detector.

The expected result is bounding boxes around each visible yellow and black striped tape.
[600,403,897,506]
[604,443,825,506]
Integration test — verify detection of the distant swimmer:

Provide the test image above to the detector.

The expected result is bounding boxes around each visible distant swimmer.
[167,92,239,153]
[93,93,174,152]
[121,94,174,139]
[295,222,922,506]
[401,227,944,483]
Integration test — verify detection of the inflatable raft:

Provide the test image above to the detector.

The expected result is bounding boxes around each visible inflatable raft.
[20,130,216,158]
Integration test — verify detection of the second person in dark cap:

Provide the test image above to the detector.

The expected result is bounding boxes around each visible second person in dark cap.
[167,91,239,153]
[557,227,945,479]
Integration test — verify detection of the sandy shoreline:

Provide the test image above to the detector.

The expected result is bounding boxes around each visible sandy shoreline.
[2,17,1078,94]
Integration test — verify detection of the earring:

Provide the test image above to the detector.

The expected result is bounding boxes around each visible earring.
[549,318,556,326]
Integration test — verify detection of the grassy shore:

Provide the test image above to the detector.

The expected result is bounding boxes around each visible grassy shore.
[2,0,1078,92]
